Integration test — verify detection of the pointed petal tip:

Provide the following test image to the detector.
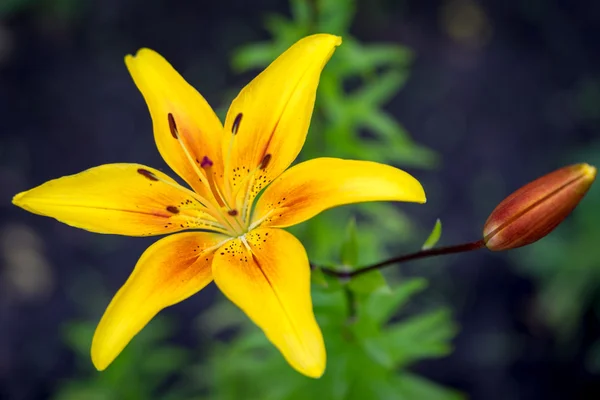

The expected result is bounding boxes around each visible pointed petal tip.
[408,173,427,204]
[124,48,161,69]
[12,191,26,207]
[91,359,108,372]
[397,172,427,205]
[418,186,427,204]
[124,53,134,64]
[408,176,427,204]
[318,33,342,46]
[126,47,154,60]
[90,341,111,372]
[309,33,342,53]
[289,330,326,378]
[299,356,326,379]
[12,190,39,214]
[91,325,119,371]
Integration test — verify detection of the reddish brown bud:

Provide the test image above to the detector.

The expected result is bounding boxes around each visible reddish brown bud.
[483,163,596,251]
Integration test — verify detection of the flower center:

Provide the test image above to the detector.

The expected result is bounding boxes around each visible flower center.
[166,112,270,238]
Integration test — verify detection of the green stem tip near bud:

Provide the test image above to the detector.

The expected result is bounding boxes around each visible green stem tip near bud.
[483,163,597,251]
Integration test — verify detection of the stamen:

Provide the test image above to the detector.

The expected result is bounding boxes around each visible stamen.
[166,114,231,212]
[137,168,159,181]
[198,155,228,208]
[229,154,272,224]
[248,209,275,231]
[200,156,214,169]
[228,209,238,216]
[223,112,243,209]
[259,154,272,170]
[166,205,179,214]
[232,113,243,135]
[240,235,252,252]
[168,113,178,139]
[140,165,230,229]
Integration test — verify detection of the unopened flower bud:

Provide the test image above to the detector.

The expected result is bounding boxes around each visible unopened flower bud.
[483,163,596,251]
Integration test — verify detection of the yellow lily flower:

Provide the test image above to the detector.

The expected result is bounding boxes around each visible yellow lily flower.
[12,34,426,378]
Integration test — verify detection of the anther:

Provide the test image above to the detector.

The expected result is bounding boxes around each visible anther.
[200,156,213,169]
[232,113,243,135]
[259,154,272,170]
[166,205,179,214]
[228,209,238,216]
[137,168,158,181]
[168,113,178,139]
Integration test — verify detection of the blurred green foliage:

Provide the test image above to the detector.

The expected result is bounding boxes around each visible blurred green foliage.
[53,317,192,400]
[517,145,600,372]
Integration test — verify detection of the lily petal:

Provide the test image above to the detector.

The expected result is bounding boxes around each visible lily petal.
[13,164,221,236]
[92,232,226,370]
[212,228,325,378]
[222,34,341,214]
[253,158,426,228]
[126,49,224,198]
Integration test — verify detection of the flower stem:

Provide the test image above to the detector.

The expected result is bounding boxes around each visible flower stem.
[318,239,486,279]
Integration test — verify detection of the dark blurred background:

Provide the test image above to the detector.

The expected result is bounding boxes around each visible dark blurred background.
[1,0,599,399]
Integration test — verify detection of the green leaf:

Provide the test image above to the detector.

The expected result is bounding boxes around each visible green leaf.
[290,0,313,26]
[422,219,443,250]
[390,373,465,400]
[361,337,395,368]
[140,346,188,379]
[231,43,278,72]
[313,287,348,327]
[311,267,345,292]
[356,109,411,142]
[340,217,359,267]
[363,277,429,327]
[348,270,389,295]
[62,321,94,357]
[361,44,414,67]
[311,265,329,287]
[351,70,407,107]
[316,0,355,34]
[336,40,412,76]
[263,13,310,43]
[383,309,459,367]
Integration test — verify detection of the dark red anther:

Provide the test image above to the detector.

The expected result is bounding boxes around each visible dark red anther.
[200,156,213,169]
[137,168,158,181]
[166,205,180,214]
[259,154,272,170]
[168,113,178,139]
[232,113,243,135]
